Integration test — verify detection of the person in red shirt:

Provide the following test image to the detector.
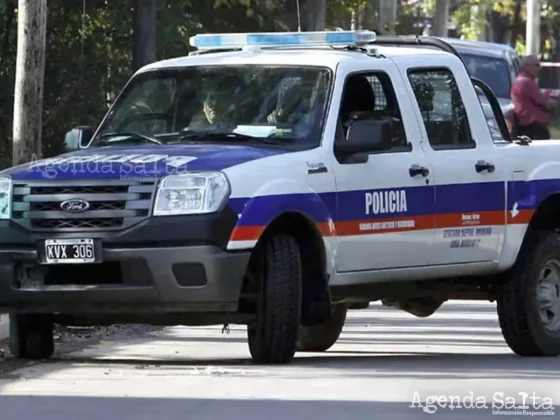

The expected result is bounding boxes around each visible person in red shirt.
[511,55,556,139]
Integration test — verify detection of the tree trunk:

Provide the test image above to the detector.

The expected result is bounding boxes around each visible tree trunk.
[378,0,398,34]
[362,1,376,32]
[12,0,47,166]
[132,0,157,72]
[510,0,523,46]
[303,0,326,31]
[526,0,541,56]
[432,0,449,37]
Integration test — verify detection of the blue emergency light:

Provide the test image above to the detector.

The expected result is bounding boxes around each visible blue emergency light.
[189,30,377,50]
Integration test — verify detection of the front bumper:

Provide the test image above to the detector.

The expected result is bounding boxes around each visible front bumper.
[0,245,250,314]
[0,208,251,314]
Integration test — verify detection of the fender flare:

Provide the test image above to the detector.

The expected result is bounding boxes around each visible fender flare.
[226,179,336,250]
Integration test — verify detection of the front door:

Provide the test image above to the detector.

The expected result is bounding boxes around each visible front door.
[332,62,435,272]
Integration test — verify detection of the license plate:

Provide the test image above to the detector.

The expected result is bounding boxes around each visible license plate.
[44,238,95,264]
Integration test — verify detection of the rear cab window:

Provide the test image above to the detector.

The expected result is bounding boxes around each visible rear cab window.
[407,68,475,150]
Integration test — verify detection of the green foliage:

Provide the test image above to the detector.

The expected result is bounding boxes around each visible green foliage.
[450,0,560,56]
[0,0,559,170]
[0,0,281,168]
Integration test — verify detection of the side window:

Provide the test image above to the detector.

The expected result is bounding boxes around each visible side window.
[408,68,475,150]
[475,87,505,141]
[473,84,512,141]
[338,71,410,152]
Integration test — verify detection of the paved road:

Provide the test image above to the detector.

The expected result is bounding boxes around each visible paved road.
[0,301,559,420]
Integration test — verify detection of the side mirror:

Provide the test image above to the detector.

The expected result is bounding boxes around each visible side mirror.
[335,120,393,155]
[64,126,93,152]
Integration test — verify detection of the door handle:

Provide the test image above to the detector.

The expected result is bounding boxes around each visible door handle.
[475,160,495,173]
[409,164,429,177]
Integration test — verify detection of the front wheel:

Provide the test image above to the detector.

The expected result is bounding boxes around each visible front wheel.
[497,231,560,356]
[247,234,302,364]
[297,302,347,352]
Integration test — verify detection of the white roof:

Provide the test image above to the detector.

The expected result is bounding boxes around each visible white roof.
[138,46,451,73]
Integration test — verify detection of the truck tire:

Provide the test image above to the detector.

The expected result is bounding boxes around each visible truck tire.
[498,231,560,356]
[9,314,54,360]
[297,302,347,352]
[247,234,302,364]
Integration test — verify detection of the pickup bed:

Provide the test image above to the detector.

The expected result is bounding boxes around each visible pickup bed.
[0,32,559,364]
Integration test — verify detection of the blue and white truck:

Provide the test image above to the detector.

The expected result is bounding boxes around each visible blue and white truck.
[0,32,559,364]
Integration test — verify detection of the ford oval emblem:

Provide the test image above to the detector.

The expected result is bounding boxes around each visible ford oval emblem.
[60,199,90,213]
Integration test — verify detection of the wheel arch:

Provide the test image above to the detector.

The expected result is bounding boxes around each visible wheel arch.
[526,193,560,232]
[519,193,560,249]
[251,211,333,326]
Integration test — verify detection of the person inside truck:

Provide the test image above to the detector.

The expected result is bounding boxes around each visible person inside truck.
[246,73,322,140]
[511,55,557,140]
[187,75,241,131]
[266,80,308,124]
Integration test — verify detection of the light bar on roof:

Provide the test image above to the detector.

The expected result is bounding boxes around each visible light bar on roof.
[189,30,377,50]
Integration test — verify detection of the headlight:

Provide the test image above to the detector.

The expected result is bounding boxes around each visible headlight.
[153,172,230,216]
[0,177,11,220]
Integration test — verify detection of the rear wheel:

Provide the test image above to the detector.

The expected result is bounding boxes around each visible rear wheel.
[497,231,560,356]
[247,234,302,364]
[297,302,347,352]
[9,314,54,360]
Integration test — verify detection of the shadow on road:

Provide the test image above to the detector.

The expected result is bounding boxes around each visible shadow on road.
[1,302,560,386]
[41,350,560,381]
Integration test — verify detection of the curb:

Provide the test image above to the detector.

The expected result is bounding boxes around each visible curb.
[0,314,9,343]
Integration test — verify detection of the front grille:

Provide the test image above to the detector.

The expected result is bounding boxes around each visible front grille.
[12,180,155,232]
[31,218,125,229]
[31,185,128,195]
[30,201,126,212]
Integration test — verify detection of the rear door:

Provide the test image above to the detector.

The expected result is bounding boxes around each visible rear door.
[401,59,507,265]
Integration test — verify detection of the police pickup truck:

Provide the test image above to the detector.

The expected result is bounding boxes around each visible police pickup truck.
[1,31,559,364]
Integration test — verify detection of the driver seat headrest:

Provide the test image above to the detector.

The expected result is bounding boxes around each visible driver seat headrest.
[342,75,376,114]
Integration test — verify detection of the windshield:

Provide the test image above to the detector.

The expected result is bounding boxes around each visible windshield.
[93,65,331,147]
[460,53,511,99]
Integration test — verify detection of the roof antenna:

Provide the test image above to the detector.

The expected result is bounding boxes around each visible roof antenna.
[296,0,301,32]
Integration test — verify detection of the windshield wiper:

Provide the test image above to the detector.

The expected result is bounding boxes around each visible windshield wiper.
[176,130,288,145]
[95,132,162,145]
